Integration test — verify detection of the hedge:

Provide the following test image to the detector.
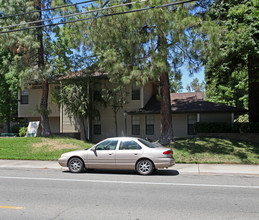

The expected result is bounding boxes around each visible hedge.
[195,122,259,133]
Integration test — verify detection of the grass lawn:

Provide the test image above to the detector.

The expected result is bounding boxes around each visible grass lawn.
[171,137,259,164]
[0,136,258,164]
[0,136,92,160]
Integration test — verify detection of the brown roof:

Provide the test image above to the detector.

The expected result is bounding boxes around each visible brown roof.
[171,92,205,101]
[129,92,247,115]
[58,69,108,80]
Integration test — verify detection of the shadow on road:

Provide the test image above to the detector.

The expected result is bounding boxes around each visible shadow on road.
[62,169,179,176]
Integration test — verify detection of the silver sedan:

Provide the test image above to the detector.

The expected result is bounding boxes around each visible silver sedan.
[58,137,175,175]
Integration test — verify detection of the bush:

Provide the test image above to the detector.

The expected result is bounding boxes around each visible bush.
[195,122,232,133]
[11,123,28,135]
[232,123,259,133]
[195,122,259,133]
[19,127,27,137]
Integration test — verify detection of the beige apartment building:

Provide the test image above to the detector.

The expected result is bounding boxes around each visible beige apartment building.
[18,76,245,142]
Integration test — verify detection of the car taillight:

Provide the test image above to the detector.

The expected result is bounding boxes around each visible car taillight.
[163,150,172,155]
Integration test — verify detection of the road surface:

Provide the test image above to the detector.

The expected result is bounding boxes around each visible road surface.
[0,168,259,220]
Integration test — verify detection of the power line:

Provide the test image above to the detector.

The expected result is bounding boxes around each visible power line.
[0,0,99,20]
[0,0,197,34]
[0,0,148,30]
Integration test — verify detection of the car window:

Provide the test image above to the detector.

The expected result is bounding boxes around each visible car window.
[119,140,142,150]
[95,140,118,150]
[138,138,159,148]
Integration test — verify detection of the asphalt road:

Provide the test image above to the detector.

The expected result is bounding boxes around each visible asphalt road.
[0,168,259,220]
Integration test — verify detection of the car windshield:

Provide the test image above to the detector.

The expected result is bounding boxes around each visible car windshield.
[138,138,159,148]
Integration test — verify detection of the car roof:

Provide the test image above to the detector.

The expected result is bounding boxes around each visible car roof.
[105,137,140,141]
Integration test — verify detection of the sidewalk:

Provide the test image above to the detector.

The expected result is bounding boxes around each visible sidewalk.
[0,159,258,175]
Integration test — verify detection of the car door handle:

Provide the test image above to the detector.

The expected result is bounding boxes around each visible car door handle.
[109,153,113,155]
[134,153,138,155]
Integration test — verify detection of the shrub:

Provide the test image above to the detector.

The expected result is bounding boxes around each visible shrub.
[19,127,28,137]
[195,122,232,133]
[195,122,259,133]
[11,123,28,135]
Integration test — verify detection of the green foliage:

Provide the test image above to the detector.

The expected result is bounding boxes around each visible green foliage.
[51,75,91,120]
[186,77,205,92]
[195,122,259,133]
[203,0,258,112]
[67,0,203,143]
[10,122,27,134]
[0,48,18,124]
[19,126,27,137]
[195,122,233,133]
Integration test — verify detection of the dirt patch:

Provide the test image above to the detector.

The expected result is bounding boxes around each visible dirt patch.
[32,138,81,150]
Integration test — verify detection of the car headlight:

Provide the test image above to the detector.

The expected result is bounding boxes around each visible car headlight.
[60,153,68,158]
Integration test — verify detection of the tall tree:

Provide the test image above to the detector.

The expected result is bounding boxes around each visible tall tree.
[204,0,259,121]
[72,0,200,145]
[0,48,18,132]
[186,77,205,92]
[0,0,75,135]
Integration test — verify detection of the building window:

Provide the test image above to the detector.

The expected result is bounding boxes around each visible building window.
[132,115,140,135]
[132,84,140,100]
[187,114,197,135]
[21,89,29,104]
[93,113,101,135]
[145,115,154,135]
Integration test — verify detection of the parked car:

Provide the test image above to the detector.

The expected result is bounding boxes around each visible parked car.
[58,137,175,175]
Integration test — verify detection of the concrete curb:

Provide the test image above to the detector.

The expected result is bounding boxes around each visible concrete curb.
[0,160,258,175]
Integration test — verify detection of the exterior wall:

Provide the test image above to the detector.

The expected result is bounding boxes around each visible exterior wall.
[18,79,235,141]
[143,82,155,107]
[200,113,232,123]
[18,84,59,118]
[172,114,188,137]
[60,105,80,133]
[92,112,190,142]
[91,81,156,142]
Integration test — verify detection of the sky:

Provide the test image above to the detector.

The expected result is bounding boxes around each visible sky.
[181,66,205,92]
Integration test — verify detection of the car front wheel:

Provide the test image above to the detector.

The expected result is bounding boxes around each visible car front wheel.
[68,157,85,173]
[136,159,154,175]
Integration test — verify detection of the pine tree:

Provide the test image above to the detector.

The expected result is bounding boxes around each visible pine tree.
[72,0,199,144]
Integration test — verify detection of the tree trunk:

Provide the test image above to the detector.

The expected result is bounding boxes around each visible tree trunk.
[158,35,174,145]
[82,118,87,141]
[113,108,118,137]
[5,117,10,133]
[248,54,259,122]
[36,1,51,136]
[159,72,174,145]
[40,79,51,136]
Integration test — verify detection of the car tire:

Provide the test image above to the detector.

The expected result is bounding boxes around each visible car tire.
[136,159,154,175]
[68,157,85,173]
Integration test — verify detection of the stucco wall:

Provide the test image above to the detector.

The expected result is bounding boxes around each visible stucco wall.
[18,84,59,118]
[172,114,188,137]
[60,106,80,133]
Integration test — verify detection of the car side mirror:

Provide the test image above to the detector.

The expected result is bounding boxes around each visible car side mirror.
[91,147,96,151]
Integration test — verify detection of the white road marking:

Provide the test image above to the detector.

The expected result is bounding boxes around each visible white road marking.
[0,176,259,189]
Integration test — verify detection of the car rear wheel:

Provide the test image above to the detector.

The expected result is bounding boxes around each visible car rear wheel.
[136,159,154,175]
[68,157,85,173]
